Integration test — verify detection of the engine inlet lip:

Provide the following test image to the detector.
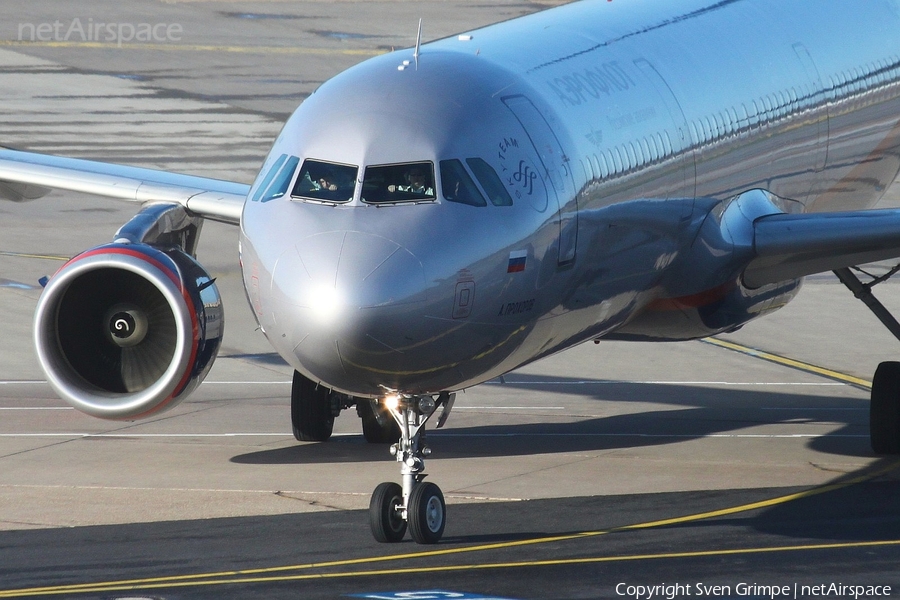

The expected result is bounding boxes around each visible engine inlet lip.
[33,249,194,420]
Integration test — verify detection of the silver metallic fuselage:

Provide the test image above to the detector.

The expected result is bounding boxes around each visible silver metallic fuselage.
[240,0,900,397]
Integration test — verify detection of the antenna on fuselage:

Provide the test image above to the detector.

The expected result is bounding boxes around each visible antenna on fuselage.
[398,19,423,71]
[414,18,423,66]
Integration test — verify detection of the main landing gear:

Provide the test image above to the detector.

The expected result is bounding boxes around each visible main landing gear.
[835,267,900,454]
[369,392,455,544]
[290,371,402,444]
[290,370,337,442]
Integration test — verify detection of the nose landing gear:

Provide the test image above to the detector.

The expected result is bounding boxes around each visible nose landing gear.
[369,392,455,544]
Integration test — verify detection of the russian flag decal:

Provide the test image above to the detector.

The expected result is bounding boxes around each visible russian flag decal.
[507,250,527,273]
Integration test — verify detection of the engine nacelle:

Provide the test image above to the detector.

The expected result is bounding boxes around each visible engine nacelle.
[34,243,223,420]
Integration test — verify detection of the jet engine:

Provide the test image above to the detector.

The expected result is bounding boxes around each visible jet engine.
[33,242,223,420]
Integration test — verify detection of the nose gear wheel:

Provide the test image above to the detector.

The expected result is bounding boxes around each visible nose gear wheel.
[408,482,446,544]
[369,482,407,543]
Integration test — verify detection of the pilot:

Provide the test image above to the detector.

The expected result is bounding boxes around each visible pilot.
[388,166,434,195]
[298,170,339,193]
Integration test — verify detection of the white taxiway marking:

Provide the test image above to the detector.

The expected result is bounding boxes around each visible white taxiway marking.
[761,407,867,411]
[455,406,566,410]
[0,407,72,410]
[0,380,291,385]
[205,381,292,384]
[489,380,846,386]
[435,432,866,439]
[0,433,294,438]
[0,406,570,412]
[0,432,864,439]
[0,380,848,386]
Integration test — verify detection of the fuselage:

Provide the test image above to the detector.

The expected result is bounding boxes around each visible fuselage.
[240,0,900,397]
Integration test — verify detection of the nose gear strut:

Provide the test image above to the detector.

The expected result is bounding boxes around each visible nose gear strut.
[369,391,455,544]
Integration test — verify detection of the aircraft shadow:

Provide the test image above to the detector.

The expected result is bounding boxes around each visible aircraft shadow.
[230,375,872,465]
[220,352,290,366]
[439,464,900,546]
[656,458,900,542]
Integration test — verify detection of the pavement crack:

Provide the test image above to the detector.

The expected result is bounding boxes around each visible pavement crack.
[808,461,863,475]
[273,490,346,511]
[0,519,58,529]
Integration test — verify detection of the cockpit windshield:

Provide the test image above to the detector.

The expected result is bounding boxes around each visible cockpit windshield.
[362,162,436,204]
[292,159,357,203]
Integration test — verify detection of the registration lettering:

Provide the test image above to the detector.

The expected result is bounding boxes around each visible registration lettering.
[498,298,535,316]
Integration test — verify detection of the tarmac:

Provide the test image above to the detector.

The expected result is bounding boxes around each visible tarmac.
[1,2,900,598]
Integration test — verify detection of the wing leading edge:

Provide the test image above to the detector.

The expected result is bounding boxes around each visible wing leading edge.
[4,146,900,288]
[0,148,248,225]
[746,208,900,288]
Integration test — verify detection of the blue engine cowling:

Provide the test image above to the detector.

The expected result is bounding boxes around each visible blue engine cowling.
[33,243,223,420]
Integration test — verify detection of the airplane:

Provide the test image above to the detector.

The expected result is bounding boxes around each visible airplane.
[3,0,900,545]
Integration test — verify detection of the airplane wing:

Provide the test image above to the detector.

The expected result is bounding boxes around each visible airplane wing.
[0,148,248,225]
[745,208,900,288]
[5,145,900,288]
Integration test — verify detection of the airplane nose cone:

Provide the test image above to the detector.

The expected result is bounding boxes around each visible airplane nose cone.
[275,230,426,311]
[270,231,427,394]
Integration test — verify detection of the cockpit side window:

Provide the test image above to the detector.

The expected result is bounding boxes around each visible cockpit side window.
[253,154,300,203]
[467,157,514,206]
[251,154,286,202]
[363,162,436,204]
[292,159,357,203]
[439,159,486,207]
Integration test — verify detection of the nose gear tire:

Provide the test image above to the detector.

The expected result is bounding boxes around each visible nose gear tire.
[370,481,407,543]
[408,482,445,544]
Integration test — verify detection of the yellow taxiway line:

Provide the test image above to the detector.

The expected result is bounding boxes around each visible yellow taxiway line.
[2,459,897,597]
[701,337,873,390]
[0,251,69,262]
[0,40,384,57]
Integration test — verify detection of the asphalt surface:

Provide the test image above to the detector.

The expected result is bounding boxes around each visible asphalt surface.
[2,478,900,599]
[2,2,900,598]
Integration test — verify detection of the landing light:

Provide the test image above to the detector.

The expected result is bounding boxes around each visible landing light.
[383,393,402,411]
[308,285,343,324]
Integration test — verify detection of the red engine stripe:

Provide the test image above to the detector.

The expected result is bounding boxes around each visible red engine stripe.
[646,281,735,312]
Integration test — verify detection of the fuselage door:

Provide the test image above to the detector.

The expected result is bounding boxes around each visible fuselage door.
[792,43,827,173]
[502,95,578,265]
[633,58,695,215]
